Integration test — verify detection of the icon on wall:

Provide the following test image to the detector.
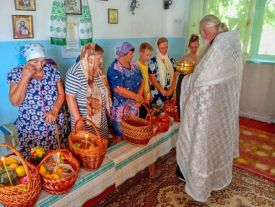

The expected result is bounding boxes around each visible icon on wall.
[108,8,118,24]
[12,15,34,39]
[164,0,173,9]
[66,0,82,15]
[14,0,36,11]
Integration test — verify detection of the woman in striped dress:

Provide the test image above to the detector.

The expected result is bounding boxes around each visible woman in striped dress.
[65,43,112,139]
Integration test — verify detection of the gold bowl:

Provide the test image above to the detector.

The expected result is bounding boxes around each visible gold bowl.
[176,60,195,75]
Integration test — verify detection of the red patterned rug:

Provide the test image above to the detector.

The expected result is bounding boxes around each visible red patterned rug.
[93,149,274,207]
[234,125,275,182]
[239,117,275,134]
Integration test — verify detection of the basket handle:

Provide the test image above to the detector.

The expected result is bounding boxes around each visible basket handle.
[74,118,104,145]
[0,143,32,188]
[122,103,152,124]
[37,149,73,169]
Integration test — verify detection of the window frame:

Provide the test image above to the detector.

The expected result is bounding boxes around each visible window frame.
[200,0,275,63]
[249,0,275,63]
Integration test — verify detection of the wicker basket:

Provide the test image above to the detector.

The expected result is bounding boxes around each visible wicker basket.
[149,108,170,134]
[153,114,170,133]
[121,103,153,145]
[38,149,79,195]
[68,119,108,170]
[164,99,180,122]
[0,144,41,207]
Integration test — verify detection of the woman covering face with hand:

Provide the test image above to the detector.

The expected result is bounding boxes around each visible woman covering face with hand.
[7,43,66,160]
[66,43,112,139]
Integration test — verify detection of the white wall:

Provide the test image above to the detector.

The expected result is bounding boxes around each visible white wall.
[91,0,188,38]
[0,0,51,41]
[0,0,189,41]
[240,62,275,123]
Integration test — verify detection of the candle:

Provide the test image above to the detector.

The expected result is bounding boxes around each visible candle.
[85,134,88,149]
[1,157,13,186]
[57,152,60,166]
[55,122,61,149]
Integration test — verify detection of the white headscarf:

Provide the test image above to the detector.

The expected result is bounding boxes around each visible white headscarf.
[155,41,174,87]
[21,44,45,61]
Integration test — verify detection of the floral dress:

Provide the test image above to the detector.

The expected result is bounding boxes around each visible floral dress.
[7,64,67,160]
[107,59,143,136]
[148,56,176,107]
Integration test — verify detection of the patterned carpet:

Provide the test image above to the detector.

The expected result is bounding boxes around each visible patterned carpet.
[93,149,275,207]
[234,125,275,182]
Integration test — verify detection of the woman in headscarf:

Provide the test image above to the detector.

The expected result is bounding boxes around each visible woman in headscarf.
[107,42,144,143]
[7,43,67,160]
[149,37,177,108]
[66,43,111,139]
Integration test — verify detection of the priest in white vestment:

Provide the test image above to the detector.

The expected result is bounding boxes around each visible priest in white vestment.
[176,15,243,202]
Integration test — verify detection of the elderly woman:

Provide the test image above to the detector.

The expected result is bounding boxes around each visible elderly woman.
[66,43,111,139]
[149,37,177,108]
[107,42,144,143]
[7,43,66,160]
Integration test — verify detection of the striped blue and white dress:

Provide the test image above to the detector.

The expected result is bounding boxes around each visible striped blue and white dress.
[65,62,108,139]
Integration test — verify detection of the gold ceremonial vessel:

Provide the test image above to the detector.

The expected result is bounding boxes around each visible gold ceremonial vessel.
[176,60,195,75]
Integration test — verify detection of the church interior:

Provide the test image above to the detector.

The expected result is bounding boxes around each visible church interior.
[0,0,274,206]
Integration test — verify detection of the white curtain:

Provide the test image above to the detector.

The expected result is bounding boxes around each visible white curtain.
[240,62,275,123]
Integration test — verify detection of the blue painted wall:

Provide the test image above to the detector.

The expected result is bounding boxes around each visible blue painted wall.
[0,37,185,126]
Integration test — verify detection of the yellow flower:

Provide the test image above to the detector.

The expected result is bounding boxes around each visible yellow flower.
[36,148,44,158]
[30,146,46,158]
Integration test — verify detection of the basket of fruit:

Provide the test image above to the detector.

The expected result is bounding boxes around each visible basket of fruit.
[68,119,108,170]
[121,103,154,145]
[0,144,41,207]
[150,108,170,133]
[164,99,180,122]
[38,149,79,195]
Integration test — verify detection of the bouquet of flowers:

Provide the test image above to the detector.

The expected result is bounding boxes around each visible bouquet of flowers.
[30,146,47,166]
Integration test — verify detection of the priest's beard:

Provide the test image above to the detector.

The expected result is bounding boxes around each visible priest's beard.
[197,39,211,62]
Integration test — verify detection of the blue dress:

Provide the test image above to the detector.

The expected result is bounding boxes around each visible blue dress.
[7,64,67,160]
[107,59,143,136]
[148,56,176,107]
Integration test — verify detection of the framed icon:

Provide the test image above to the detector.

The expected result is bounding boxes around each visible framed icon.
[108,8,118,24]
[14,0,36,11]
[12,15,34,39]
[66,0,82,15]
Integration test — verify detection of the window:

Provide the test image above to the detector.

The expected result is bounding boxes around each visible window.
[205,0,251,54]
[258,0,275,56]
[201,0,275,62]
